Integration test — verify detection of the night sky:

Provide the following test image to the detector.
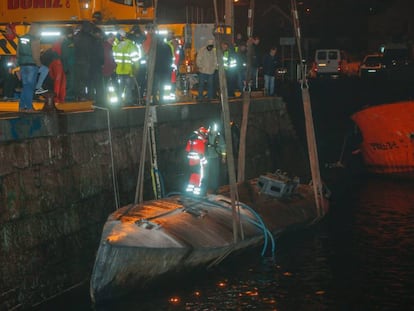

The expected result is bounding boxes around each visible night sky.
[158,0,414,57]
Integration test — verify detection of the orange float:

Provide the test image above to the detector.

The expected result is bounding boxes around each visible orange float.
[351,100,414,177]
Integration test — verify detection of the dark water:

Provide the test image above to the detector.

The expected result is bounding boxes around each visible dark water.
[38,175,414,311]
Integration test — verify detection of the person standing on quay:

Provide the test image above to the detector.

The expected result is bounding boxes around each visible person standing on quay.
[74,21,95,101]
[89,26,105,104]
[152,37,174,104]
[60,28,76,101]
[247,35,261,89]
[40,48,67,103]
[102,33,117,104]
[196,39,217,100]
[113,29,140,105]
[17,23,42,112]
[235,42,248,92]
[263,47,278,96]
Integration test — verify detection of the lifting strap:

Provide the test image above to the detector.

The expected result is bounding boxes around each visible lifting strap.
[237,0,255,183]
[213,0,242,243]
[291,0,326,217]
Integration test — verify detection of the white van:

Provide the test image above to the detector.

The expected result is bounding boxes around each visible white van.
[312,49,347,78]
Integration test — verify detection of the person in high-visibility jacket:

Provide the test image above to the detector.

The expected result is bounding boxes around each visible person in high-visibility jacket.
[185,124,226,196]
[185,127,208,196]
[112,29,140,105]
[166,32,177,84]
[221,41,238,97]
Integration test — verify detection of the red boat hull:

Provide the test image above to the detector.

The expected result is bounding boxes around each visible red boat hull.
[351,100,414,177]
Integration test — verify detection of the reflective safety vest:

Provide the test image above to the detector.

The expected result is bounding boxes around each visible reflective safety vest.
[113,38,140,76]
[167,39,179,83]
[186,131,208,166]
[166,40,175,66]
[223,50,237,70]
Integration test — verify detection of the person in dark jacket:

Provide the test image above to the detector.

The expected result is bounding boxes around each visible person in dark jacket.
[0,56,19,99]
[89,27,105,103]
[152,37,173,104]
[16,23,42,111]
[74,21,95,100]
[248,35,261,90]
[235,42,248,92]
[262,47,279,96]
[102,33,117,105]
[60,28,76,101]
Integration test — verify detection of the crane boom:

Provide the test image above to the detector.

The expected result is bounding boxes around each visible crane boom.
[0,0,155,56]
[1,0,154,25]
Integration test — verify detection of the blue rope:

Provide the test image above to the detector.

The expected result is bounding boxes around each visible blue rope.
[198,196,276,258]
[236,201,276,258]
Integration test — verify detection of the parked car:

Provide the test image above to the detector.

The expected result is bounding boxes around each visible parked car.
[311,49,348,78]
[381,44,411,69]
[359,53,385,78]
[381,46,412,79]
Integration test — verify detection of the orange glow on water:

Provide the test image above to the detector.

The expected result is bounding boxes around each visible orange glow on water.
[264,298,277,304]
[245,290,259,296]
[169,296,180,304]
[217,281,227,288]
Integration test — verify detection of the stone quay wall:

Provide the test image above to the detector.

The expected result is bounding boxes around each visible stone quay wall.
[0,98,309,310]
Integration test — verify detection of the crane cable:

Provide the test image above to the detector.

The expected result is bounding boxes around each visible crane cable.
[237,0,255,183]
[134,0,159,204]
[291,0,326,217]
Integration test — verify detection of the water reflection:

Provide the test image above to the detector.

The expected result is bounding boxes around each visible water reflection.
[348,177,414,310]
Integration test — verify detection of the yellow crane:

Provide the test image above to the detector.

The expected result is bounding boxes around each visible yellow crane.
[0,0,155,55]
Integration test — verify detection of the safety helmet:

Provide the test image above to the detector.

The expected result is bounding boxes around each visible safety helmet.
[198,127,209,136]
[92,11,103,22]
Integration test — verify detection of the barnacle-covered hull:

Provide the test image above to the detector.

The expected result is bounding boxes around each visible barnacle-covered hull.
[90,176,328,303]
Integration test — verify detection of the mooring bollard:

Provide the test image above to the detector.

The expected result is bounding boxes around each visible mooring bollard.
[42,92,63,112]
